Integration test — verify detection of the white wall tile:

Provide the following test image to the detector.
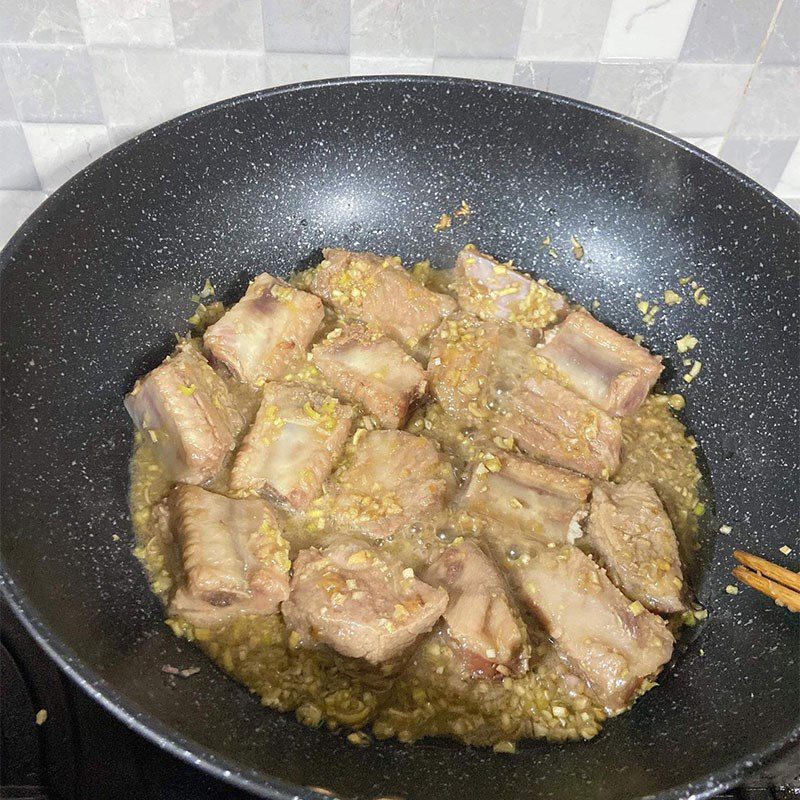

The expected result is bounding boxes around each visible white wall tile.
[0,66,16,119]
[89,48,186,127]
[656,63,750,136]
[0,0,84,44]
[513,61,596,101]
[762,0,800,65]
[435,0,526,59]
[76,0,174,46]
[107,124,148,146]
[1,45,103,123]
[683,135,724,157]
[775,140,800,197]
[171,0,264,50]
[22,122,111,191]
[680,0,778,63]
[0,123,41,189]
[601,0,698,60]
[0,189,48,248]
[588,62,673,124]
[181,51,267,108]
[263,0,349,55]
[719,136,798,189]
[90,48,267,128]
[730,65,800,138]
[518,0,613,62]
[434,57,516,83]
[266,53,349,86]
[349,55,434,75]
[351,0,435,58]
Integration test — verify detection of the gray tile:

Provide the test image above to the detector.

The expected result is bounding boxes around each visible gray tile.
[91,48,267,129]
[600,0,698,61]
[22,122,112,192]
[0,189,48,248]
[588,62,673,125]
[762,0,800,65]
[683,135,724,157]
[0,0,84,44]
[776,140,800,197]
[434,0,526,59]
[518,0,613,62]
[433,57,516,83]
[181,50,268,108]
[680,0,778,63]
[513,61,595,102]
[730,65,800,138]
[351,0,436,58]
[89,48,187,128]
[171,0,264,50]
[0,64,16,120]
[263,0,349,55]
[783,196,800,213]
[719,137,798,191]
[76,0,174,45]
[266,53,348,85]
[656,63,751,136]
[350,55,434,75]
[0,123,41,189]
[1,45,103,123]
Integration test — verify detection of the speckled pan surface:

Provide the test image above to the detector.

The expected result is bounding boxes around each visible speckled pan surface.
[1,76,798,800]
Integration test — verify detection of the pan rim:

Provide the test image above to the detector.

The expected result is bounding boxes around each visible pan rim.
[1,74,798,800]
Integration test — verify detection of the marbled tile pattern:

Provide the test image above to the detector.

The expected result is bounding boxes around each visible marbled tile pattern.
[0,0,798,246]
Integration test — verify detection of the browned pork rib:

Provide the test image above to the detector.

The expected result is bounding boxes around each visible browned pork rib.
[454,245,568,338]
[427,311,500,420]
[492,535,674,713]
[282,541,448,664]
[230,383,353,510]
[160,484,290,627]
[325,430,455,538]
[423,539,529,678]
[460,452,590,545]
[124,343,243,484]
[307,248,457,350]
[312,324,427,428]
[537,310,663,417]
[583,481,686,614]
[203,273,323,385]
[494,374,622,479]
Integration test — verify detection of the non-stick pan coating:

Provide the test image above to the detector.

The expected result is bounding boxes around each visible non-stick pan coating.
[1,77,798,800]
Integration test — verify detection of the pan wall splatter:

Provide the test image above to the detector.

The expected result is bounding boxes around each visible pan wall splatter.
[1,77,798,800]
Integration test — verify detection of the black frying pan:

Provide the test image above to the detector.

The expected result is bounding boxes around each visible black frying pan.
[1,76,798,800]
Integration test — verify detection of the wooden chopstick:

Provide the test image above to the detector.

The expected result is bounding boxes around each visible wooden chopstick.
[732,550,800,612]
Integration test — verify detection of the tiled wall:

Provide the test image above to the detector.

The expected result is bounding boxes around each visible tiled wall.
[1,0,799,246]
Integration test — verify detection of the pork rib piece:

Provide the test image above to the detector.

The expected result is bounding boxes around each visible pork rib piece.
[423,539,529,678]
[159,484,290,627]
[583,481,686,614]
[308,248,457,350]
[427,311,501,421]
[282,541,448,664]
[494,374,622,479]
[454,245,568,337]
[230,382,354,510]
[204,272,323,385]
[325,430,455,539]
[124,343,243,484]
[537,310,663,417]
[461,451,590,545]
[312,324,427,428]
[492,534,674,713]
